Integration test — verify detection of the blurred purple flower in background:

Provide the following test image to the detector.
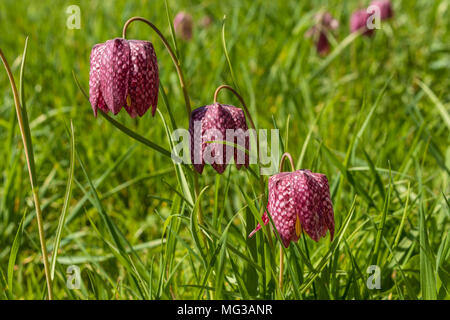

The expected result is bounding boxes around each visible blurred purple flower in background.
[200,15,213,28]
[306,12,339,56]
[174,12,193,41]
[89,38,159,117]
[249,169,335,248]
[350,9,374,36]
[370,0,394,20]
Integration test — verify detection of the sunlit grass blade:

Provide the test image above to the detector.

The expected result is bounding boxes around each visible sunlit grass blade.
[417,161,437,299]
[7,210,26,295]
[296,103,329,169]
[309,31,360,80]
[416,79,450,130]
[164,0,179,58]
[191,186,209,265]
[50,120,75,280]
[196,216,233,299]
[388,182,410,261]
[157,109,194,206]
[371,166,391,266]
[300,196,357,294]
[0,39,53,299]
[222,16,240,91]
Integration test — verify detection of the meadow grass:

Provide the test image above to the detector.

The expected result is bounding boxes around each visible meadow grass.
[0,0,449,299]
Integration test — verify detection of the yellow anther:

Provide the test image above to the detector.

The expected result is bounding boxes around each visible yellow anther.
[126,94,131,107]
[295,216,302,237]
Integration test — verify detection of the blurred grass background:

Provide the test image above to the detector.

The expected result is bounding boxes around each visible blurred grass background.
[0,0,449,299]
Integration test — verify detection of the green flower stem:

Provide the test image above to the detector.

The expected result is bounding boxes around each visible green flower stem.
[0,48,53,300]
[122,17,204,226]
[122,16,191,118]
[213,85,256,132]
[214,85,273,269]
[279,152,295,172]
[213,85,264,190]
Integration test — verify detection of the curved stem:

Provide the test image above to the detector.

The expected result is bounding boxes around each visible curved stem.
[214,85,271,253]
[0,48,53,300]
[123,16,191,117]
[213,84,256,132]
[122,18,204,225]
[214,84,265,192]
[279,152,295,172]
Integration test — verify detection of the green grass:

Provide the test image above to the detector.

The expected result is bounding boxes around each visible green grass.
[0,0,449,300]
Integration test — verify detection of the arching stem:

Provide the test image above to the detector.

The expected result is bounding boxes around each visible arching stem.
[214,85,272,251]
[122,16,191,118]
[123,17,203,225]
[213,84,265,191]
[0,48,53,300]
[279,152,295,172]
[213,84,256,131]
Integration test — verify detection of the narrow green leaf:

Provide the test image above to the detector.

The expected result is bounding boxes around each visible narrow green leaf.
[416,79,450,130]
[72,70,174,160]
[7,210,26,294]
[50,120,75,280]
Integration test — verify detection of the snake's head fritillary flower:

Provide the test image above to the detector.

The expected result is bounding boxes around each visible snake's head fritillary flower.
[200,15,213,28]
[249,170,335,248]
[189,103,249,174]
[370,0,394,20]
[306,12,339,56]
[350,10,374,36]
[317,12,339,31]
[89,38,159,117]
[174,12,193,41]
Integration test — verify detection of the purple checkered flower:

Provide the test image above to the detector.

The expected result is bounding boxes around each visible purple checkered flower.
[174,12,193,41]
[189,103,249,174]
[350,10,374,36]
[89,38,159,117]
[370,0,394,20]
[306,12,339,56]
[249,170,335,248]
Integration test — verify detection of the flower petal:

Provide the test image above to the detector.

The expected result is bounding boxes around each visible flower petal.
[89,43,107,116]
[126,40,159,117]
[100,38,131,115]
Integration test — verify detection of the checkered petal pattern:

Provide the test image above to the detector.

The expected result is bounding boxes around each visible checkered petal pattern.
[249,170,335,248]
[189,103,249,174]
[89,38,159,117]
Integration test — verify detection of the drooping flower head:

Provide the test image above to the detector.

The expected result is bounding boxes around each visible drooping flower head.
[174,12,193,41]
[89,38,159,117]
[370,0,394,20]
[200,15,213,28]
[350,9,375,36]
[306,12,339,56]
[249,169,335,248]
[189,103,249,174]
